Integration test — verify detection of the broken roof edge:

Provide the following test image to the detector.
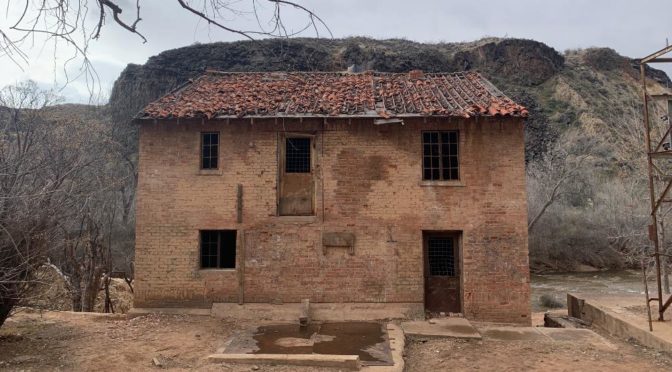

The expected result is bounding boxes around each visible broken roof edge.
[137,70,528,121]
[133,113,526,123]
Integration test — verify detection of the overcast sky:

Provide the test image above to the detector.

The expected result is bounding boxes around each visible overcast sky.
[1,0,671,103]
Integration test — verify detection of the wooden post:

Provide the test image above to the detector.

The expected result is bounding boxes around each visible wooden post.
[236,184,243,223]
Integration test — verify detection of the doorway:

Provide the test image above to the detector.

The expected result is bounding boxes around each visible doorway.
[423,232,461,314]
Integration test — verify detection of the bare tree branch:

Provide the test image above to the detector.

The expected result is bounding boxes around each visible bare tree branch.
[1,1,330,96]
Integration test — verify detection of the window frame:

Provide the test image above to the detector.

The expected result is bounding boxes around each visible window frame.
[421,130,460,181]
[200,132,220,170]
[284,137,312,174]
[199,230,236,270]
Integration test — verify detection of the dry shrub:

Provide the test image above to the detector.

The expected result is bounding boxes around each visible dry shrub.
[94,279,134,314]
[21,265,134,313]
[20,265,71,311]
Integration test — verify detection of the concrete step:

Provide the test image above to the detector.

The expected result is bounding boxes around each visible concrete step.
[401,317,482,339]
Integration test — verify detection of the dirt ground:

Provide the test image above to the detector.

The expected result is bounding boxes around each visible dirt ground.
[404,334,672,371]
[1,310,672,372]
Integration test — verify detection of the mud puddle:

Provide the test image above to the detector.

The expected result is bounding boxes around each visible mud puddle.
[226,321,393,365]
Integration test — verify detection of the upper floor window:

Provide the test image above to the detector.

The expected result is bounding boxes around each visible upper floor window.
[285,137,311,173]
[422,131,459,181]
[201,132,219,169]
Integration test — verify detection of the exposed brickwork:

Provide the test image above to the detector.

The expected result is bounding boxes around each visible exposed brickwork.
[134,116,530,324]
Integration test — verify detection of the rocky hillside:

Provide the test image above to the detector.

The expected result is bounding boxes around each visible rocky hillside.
[108,37,670,162]
[106,37,672,271]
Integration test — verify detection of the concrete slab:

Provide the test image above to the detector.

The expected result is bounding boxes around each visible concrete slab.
[363,324,405,372]
[401,317,481,339]
[208,353,360,370]
[568,293,672,354]
[537,327,617,350]
[479,326,549,341]
[211,302,423,321]
[128,307,211,316]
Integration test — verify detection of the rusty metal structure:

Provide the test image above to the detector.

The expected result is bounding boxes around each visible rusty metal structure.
[640,44,672,326]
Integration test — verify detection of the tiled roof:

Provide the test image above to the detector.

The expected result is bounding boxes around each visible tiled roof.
[139,70,528,120]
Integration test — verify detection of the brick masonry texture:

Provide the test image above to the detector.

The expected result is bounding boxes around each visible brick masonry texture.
[134,116,530,324]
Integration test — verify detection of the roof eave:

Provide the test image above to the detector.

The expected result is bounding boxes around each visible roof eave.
[134,112,527,121]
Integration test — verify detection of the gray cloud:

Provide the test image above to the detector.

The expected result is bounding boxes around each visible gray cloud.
[1,0,670,102]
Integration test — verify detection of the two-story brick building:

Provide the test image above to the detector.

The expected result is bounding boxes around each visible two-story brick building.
[134,70,531,324]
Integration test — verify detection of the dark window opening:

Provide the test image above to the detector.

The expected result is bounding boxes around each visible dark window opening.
[422,131,459,180]
[427,236,455,276]
[285,137,311,173]
[200,230,236,269]
[201,132,219,169]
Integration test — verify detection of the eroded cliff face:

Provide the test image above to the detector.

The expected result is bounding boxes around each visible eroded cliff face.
[107,38,563,117]
[107,37,668,162]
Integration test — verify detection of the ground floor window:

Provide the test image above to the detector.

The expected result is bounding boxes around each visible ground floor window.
[200,230,236,269]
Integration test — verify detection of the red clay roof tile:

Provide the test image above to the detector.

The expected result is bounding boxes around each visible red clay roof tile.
[139,70,527,120]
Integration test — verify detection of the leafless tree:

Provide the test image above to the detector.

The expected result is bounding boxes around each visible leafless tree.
[1,1,330,95]
[0,81,66,326]
[527,130,592,232]
[0,80,135,326]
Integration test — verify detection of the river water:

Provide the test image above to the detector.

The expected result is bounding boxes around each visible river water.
[530,270,661,311]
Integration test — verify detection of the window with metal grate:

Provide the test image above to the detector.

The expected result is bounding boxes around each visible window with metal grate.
[285,137,311,173]
[427,237,455,276]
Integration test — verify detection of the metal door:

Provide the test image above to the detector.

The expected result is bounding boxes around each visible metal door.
[424,234,461,313]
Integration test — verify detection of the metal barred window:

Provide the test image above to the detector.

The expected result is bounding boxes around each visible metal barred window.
[201,132,219,169]
[427,237,455,276]
[285,137,311,173]
[422,131,459,181]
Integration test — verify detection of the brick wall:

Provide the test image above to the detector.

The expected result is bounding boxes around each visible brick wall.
[134,116,530,324]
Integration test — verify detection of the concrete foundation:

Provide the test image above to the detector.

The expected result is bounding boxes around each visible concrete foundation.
[568,293,672,353]
[401,318,481,339]
[128,307,211,316]
[208,353,360,370]
[211,302,424,321]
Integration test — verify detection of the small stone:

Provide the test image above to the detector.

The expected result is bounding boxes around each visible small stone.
[251,365,260,371]
[152,357,162,367]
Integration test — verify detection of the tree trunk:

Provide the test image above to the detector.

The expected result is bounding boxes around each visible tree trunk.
[0,296,16,328]
[103,274,113,313]
[81,267,104,312]
[70,269,83,312]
